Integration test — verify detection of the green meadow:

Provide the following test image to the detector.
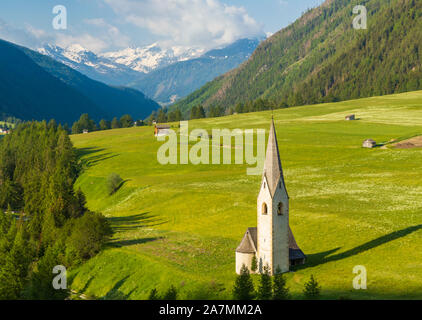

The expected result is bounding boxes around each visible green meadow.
[69,91,422,300]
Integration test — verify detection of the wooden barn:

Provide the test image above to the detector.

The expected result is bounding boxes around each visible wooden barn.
[363,139,376,148]
[154,125,171,137]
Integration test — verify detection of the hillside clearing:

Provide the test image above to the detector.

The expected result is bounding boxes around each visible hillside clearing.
[394,136,422,149]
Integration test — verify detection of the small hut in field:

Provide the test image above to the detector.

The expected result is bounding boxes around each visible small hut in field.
[363,139,376,148]
[345,114,356,121]
[83,129,89,134]
[154,125,171,137]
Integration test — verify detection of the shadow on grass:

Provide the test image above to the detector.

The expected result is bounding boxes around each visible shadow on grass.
[110,237,164,248]
[80,276,95,294]
[109,212,168,232]
[109,179,130,196]
[76,147,119,169]
[76,147,106,158]
[295,224,422,271]
[102,276,136,300]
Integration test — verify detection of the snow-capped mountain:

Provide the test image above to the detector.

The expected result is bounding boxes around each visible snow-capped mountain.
[37,44,143,86]
[37,43,204,85]
[101,43,204,74]
[131,38,261,105]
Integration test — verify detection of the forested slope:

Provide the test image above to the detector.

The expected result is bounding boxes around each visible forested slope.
[175,0,422,114]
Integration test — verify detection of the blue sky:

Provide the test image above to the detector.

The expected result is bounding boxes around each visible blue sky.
[0,0,324,52]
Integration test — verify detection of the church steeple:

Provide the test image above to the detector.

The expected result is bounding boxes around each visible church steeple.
[262,119,288,198]
[235,119,305,275]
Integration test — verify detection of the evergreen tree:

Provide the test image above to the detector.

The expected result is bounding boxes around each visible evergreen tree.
[40,210,57,250]
[273,267,289,300]
[233,264,255,300]
[251,256,258,273]
[72,114,96,134]
[0,179,23,210]
[120,115,134,128]
[157,109,168,123]
[190,106,198,120]
[174,110,182,122]
[111,117,121,129]
[303,275,321,300]
[149,288,160,300]
[65,212,112,262]
[197,105,206,119]
[0,227,33,299]
[26,244,69,300]
[0,121,112,298]
[257,265,272,300]
[99,119,111,131]
[163,285,177,300]
[72,189,87,219]
[0,210,11,235]
[147,111,158,126]
[167,110,182,122]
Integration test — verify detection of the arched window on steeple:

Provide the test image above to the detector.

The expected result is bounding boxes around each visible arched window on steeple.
[277,202,283,216]
[262,203,268,215]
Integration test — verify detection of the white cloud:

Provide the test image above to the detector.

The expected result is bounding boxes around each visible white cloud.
[0,19,51,48]
[103,0,264,50]
[84,18,130,48]
[0,17,128,53]
[54,33,108,52]
[25,24,47,39]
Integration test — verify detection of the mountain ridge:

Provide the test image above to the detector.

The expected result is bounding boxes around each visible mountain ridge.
[38,44,144,86]
[38,38,262,105]
[131,38,261,105]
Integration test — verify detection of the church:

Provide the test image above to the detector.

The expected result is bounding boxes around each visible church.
[235,119,306,275]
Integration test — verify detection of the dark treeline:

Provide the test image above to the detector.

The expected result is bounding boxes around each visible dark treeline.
[0,121,112,299]
[145,98,285,124]
[0,115,22,125]
[71,113,147,134]
[147,265,321,300]
[147,108,183,124]
[71,99,284,130]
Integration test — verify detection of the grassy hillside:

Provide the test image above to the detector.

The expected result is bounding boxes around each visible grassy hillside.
[69,90,422,300]
[175,0,422,114]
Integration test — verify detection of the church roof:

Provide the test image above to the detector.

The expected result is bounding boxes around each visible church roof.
[236,227,257,254]
[289,227,306,260]
[263,119,288,198]
[236,226,306,261]
[155,125,171,129]
[288,227,300,250]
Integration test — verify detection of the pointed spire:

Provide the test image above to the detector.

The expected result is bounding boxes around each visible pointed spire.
[263,119,288,197]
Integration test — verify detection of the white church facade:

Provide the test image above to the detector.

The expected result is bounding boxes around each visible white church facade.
[235,120,306,275]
